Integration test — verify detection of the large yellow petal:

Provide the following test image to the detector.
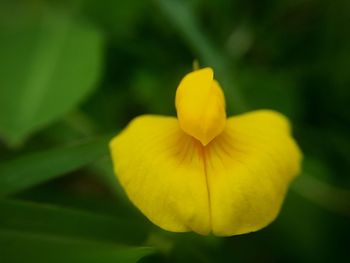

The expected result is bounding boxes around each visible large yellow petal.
[109,115,211,235]
[206,110,302,236]
[109,110,302,236]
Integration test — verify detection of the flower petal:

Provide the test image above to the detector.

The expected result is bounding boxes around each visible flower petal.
[109,111,301,236]
[205,110,302,236]
[109,115,211,235]
[175,68,226,145]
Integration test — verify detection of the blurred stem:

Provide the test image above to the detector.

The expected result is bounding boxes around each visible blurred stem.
[64,110,99,136]
[192,59,200,71]
[145,232,173,255]
[292,174,350,218]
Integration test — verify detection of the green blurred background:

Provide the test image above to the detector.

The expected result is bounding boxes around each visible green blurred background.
[0,0,349,262]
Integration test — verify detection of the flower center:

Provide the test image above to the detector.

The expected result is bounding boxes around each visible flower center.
[175,68,227,145]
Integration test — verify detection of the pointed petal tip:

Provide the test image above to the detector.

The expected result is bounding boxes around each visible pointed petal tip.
[175,67,226,146]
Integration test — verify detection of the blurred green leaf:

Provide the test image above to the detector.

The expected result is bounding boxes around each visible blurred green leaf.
[82,0,147,38]
[156,0,225,71]
[0,4,104,146]
[0,199,148,244]
[0,136,110,196]
[292,173,350,218]
[0,230,154,263]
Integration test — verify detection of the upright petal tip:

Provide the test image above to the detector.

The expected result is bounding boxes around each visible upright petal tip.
[175,68,226,145]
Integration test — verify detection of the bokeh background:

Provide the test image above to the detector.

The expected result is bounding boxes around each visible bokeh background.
[0,0,349,262]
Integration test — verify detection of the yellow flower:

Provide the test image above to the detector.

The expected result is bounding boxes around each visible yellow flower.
[109,67,302,236]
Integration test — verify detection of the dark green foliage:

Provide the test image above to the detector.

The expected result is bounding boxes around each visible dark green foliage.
[0,0,349,262]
